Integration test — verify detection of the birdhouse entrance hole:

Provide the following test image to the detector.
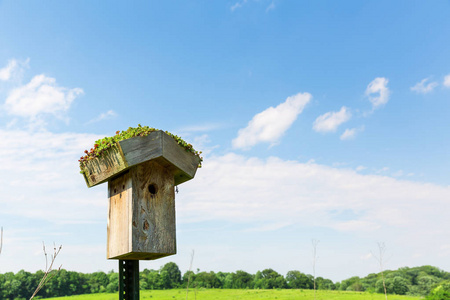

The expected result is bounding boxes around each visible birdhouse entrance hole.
[148,184,157,196]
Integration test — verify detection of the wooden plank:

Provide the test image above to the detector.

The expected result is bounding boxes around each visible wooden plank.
[82,146,128,188]
[107,161,177,260]
[162,133,201,186]
[131,160,176,259]
[107,172,132,259]
[118,131,163,168]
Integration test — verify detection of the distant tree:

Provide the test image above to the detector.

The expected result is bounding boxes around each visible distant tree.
[1,272,15,299]
[233,270,254,289]
[140,269,149,290]
[106,272,119,293]
[286,270,313,289]
[361,273,379,292]
[417,275,440,296]
[223,273,233,289]
[340,276,363,291]
[391,276,409,295]
[316,277,335,290]
[194,271,221,288]
[14,270,36,298]
[376,276,410,295]
[395,267,416,286]
[2,260,448,297]
[160,270,172,289]
[161,262,182,288]
[182,270,195,288]
[426,280,450,300]
[87,271,109,293]
[215,271,229,288]
[147,269,162,290]
[254,269,286,289]
[419,266,448,279]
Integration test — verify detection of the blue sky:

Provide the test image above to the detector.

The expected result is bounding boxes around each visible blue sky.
[0,1,449,282]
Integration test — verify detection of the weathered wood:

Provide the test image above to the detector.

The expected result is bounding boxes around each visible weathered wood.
[82,131,200,188]
[161,132,200,185]
[107,161,176,260]
[119,132,163,167]
[82,146,128,187]
[107,171,132,259]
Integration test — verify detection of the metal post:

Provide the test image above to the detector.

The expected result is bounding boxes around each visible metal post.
[119,260,140,300]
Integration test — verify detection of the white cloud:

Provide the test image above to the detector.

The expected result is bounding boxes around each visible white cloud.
[0,60,18,81]
[86,110,117,124]
[231,0,247,11]
[340,126,364,140]
[232,92,311,149]
[4,74,83,121]
[178,153,450,240]
[340,128,356,140]
[410,78,438,94]
[376,166,389,173]
[313,106,351,133]
[0,127,114,273]
[392,170,404,177]
[361,253,373,260]
[333,220,381,232]
[0,58,29,81]
[366,77,390,109]
[444,74,450,88]
[188,134,219,156]
[0,129,104,222]
[266,1,275,12]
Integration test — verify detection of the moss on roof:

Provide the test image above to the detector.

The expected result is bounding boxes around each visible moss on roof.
[79,124,202,169]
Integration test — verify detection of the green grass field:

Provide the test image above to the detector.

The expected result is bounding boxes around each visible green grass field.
[48,289,424,300]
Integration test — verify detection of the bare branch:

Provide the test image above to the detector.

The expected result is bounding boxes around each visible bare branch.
[312,239,319,300]
[29,243,62,300]
[371,242,388,300]
[43,242,48,271]
[186,249,195,300]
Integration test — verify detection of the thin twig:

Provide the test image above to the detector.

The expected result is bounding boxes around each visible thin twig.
[29,243,62,300]
[43,242,48,271]
[312,239,319,300]
[371,242,388,300]
[186,249,194,300]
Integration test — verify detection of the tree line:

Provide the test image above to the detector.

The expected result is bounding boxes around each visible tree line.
[0,264,449,299]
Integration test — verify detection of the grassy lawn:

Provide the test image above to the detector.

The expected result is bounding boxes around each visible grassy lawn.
[48,289,424,300]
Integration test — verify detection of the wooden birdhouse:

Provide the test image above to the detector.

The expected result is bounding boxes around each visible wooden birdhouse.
[80,130,200,260]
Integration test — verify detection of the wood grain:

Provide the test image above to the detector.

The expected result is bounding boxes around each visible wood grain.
[107,161,176,260]
[131,160,176,259]
[161,133,201,185]
[82,146,128,187]
[107,171,132,259]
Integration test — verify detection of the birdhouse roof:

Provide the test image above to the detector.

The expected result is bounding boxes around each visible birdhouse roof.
[79,130,201,187]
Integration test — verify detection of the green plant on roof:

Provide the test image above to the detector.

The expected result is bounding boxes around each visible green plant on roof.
[78,124,203,169]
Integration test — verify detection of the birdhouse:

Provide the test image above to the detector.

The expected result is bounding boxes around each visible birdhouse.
[80,130,200,260]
